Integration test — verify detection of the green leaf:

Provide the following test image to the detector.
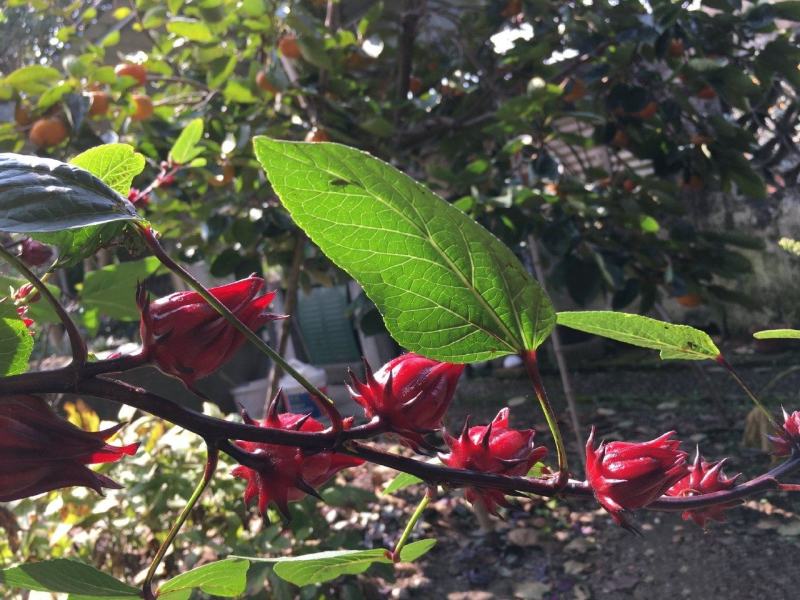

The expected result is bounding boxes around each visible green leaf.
[0,154,141,234]
[169,118,205,165]
[70,144,145,196]
[2,65,61,94]
[246,539,436,586]
[0,300,33,376]
[753,329,800,340]
[398,539,436,562]
[167,18,215,42]
[382,471,427,495]
[158,558,250,599]
[556,311,720,361]
[0,559,139,597]
[35,222,128,269]
[772,1,800,20]
[253,137,555,362]
[79,257,161,331]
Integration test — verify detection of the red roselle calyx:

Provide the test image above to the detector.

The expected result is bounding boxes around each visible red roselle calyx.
[231,399,363,520]
[138,275,284,385]
[347,353,464,448]
[16,306,34,332]
[19,238,53,267]
[769,408,800,457]
[585,428,688,528]
[128,187,150,207]
[0,395,138,501]
[439,408,547,514]
[666,450,740,527]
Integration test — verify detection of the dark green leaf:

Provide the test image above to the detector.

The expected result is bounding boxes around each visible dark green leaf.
[0,154,141,233]
[556,311,720,360]
[0,559,139,597]
[253,137,555,362]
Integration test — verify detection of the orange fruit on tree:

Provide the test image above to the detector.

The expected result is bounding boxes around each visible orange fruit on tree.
[305,127,330,142]
[561,78,586,103]
[14,104,32,127]
[28,117,69,147]
[668,38,685,57]
[676,293,702,308]
[88,91,110,117]
[114,63,147,87]
[255,71,278,94]
[633,101,658,119]
[408,75,423,95]
[131,94,154,121]
[279,35,301,59]
[696,85,717,100]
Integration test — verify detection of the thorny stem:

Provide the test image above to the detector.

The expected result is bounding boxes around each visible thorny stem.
[143,445,219,600]
[521,350,569,489]
[0,245,87,368]
[137,224,344,435]
[717,355,777,427]
[2,365,800,516]
[391,487,434,562]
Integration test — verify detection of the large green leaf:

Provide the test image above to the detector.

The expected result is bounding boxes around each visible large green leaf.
[169,118,205,165]
[0,300,33,376]
[253,137,554,362]
[0,153,141,233]
[79,257,161,334]
[753,329,800,340]
[158,558,250,599]
[70,144,145,196]
[0,559,139,598]
[241,539,436,586]
[556,311,720,361]
[28,146,145,267]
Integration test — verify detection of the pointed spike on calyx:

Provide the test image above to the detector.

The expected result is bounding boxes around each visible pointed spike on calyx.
[238,402,257,425]
[294,477,323,500]
[481,421,494,450]
[293,412,313,431]
[266,389,284,423]
[459,415,472,442]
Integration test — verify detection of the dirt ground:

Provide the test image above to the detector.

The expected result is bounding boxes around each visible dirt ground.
[342,355,800,600]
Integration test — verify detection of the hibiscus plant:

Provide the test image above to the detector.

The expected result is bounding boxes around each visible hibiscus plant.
[1,140,799,598]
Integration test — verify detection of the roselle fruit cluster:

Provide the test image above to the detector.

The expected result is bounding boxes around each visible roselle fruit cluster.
[347,353,464,449]
[138,275,283,385]
[231,401,363,520]
[440,408,547,514]
[0,395,138,501]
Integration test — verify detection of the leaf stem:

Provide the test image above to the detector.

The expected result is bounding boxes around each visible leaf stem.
[137,224,343,434]
[0,245,87,368]
[391,487,434,562]
[716,355,776,426]
[143,444,219,600]
[521,350,569,489]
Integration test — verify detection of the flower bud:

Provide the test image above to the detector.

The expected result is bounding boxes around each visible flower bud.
[19,239,53,267]
[138,275,283,385]
[231,400,363,520]
[128,187,150,207]
[439,408,547,514]
[16,306,34,332]
[347,353,464,448]
[585,428,688,527]
[0,395,138,501]
[666,450,739,527]
[769,408,800,457]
